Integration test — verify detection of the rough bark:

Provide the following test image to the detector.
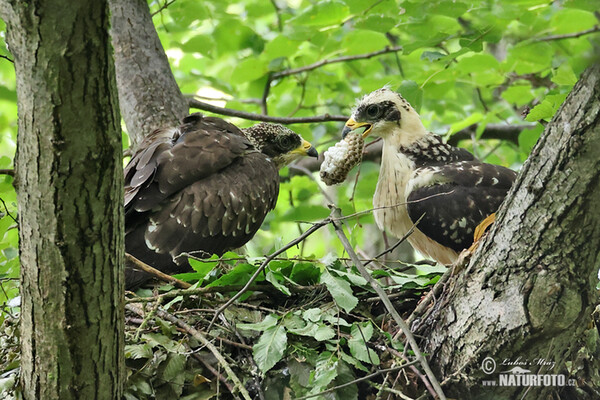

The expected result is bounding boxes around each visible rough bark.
[416,64,600,399]
[1,1,124,399]
[109,0,189,149]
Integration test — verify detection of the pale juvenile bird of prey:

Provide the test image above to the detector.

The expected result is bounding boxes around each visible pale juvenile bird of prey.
[341,88,516,264]
[125,113,318,288]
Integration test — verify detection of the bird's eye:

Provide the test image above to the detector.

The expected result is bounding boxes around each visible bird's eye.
[366,104,380,118]
[278,135,294,149]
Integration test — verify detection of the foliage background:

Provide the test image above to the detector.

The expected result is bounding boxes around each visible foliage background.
[1,0,599,398]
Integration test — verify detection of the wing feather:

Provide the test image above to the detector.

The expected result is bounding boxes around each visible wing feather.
[406,161,516,252]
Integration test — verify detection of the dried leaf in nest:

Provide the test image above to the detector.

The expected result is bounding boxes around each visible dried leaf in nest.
[319,131,364,185]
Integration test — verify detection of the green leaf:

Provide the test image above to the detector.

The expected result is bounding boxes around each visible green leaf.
[518,125,544,156]
[314,324,336,341]
[505,42,553,74]
[398,80,423,113]
[253,324,287,373]
[550,8,597,34]
[354,15,397,33]
[348,322,380,365]
[266,270,291,295]
[456,53,500,74]
[206,262,261,287]
[551,64,577,86]
[320,269,358,313]
[334,361,358,400]
[310,352,339,389]
[302,307,323,322]
[125,344,153,359]
[188,255,218,282]
[501,82,534,106]
[289,0,349,27]
[341,30,388,56]
[263,35,298,59]
[180,35,214,56]
[161,353,187,382]
[289,262,320,285]
[525,93,568,122]
[230,58,268,84]
[448,112,484,135]
[238,314,279,332]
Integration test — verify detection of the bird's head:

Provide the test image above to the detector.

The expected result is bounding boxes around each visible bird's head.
[243,123,318,169]
[342,87,426,145]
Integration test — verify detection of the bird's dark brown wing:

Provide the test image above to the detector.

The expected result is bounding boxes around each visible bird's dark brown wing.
[124,114,253,215]
[124,114,279,288]
[406,161,516,253]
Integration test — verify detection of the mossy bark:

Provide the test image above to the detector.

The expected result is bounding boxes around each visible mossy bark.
[1,1,125,398]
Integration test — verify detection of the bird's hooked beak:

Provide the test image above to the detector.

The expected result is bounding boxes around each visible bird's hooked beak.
[291,139,318,158]
[342,119,372,139]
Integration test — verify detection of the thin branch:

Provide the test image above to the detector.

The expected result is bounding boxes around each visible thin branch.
[126,253,191,289]
[406,269,452,328]
[532,25,600,42]
[328,206,447,400]
[272,45,403,79]
[0,169,15,176]
[126,303,253,400]
[189,94,262,105]
[269,0,283,32]
[189,98,348,124]
[366,214,426,267]
[261,73,273,115]
[150,0,176,17]
[0,54,14,63]
[0,197,17,224]
[294,362,420,400]
[208,214,333,329]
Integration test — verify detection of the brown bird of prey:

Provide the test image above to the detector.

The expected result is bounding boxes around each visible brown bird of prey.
[342,88,516,264]
[124,113,318,288]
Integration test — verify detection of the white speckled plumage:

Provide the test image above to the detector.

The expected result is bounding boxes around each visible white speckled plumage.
[346,88,516,264]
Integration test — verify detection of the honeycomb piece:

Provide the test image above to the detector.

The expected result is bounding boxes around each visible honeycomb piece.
[320,131,365,185]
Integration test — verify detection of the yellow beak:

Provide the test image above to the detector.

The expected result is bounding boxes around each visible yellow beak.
[291,139,318,157]
[342,118,372,139]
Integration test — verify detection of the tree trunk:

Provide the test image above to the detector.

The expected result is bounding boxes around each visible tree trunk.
[1,1,124,399]
[415,64,600,399]
[109,0,189,149]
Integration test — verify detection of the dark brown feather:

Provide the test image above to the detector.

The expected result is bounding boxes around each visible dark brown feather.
[125,114,279,288]
[407,161,517,252]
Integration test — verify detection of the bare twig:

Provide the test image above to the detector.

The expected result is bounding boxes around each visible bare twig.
[0,169,15,176]
[126,303,253,400]
[125,253,191,289]
[406,269,452,328]
[329,206,446,400]
[532,25,600,42]
[0,197,17,224]
[261,73,272,115]
[272,46,403,79]
[269,0,283,32]
[150,0,176,17]
[0,54,14,63]
[190,352,240,399]
[366,214,426,267]
[294,362,419,400]
[189,98,347,124]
